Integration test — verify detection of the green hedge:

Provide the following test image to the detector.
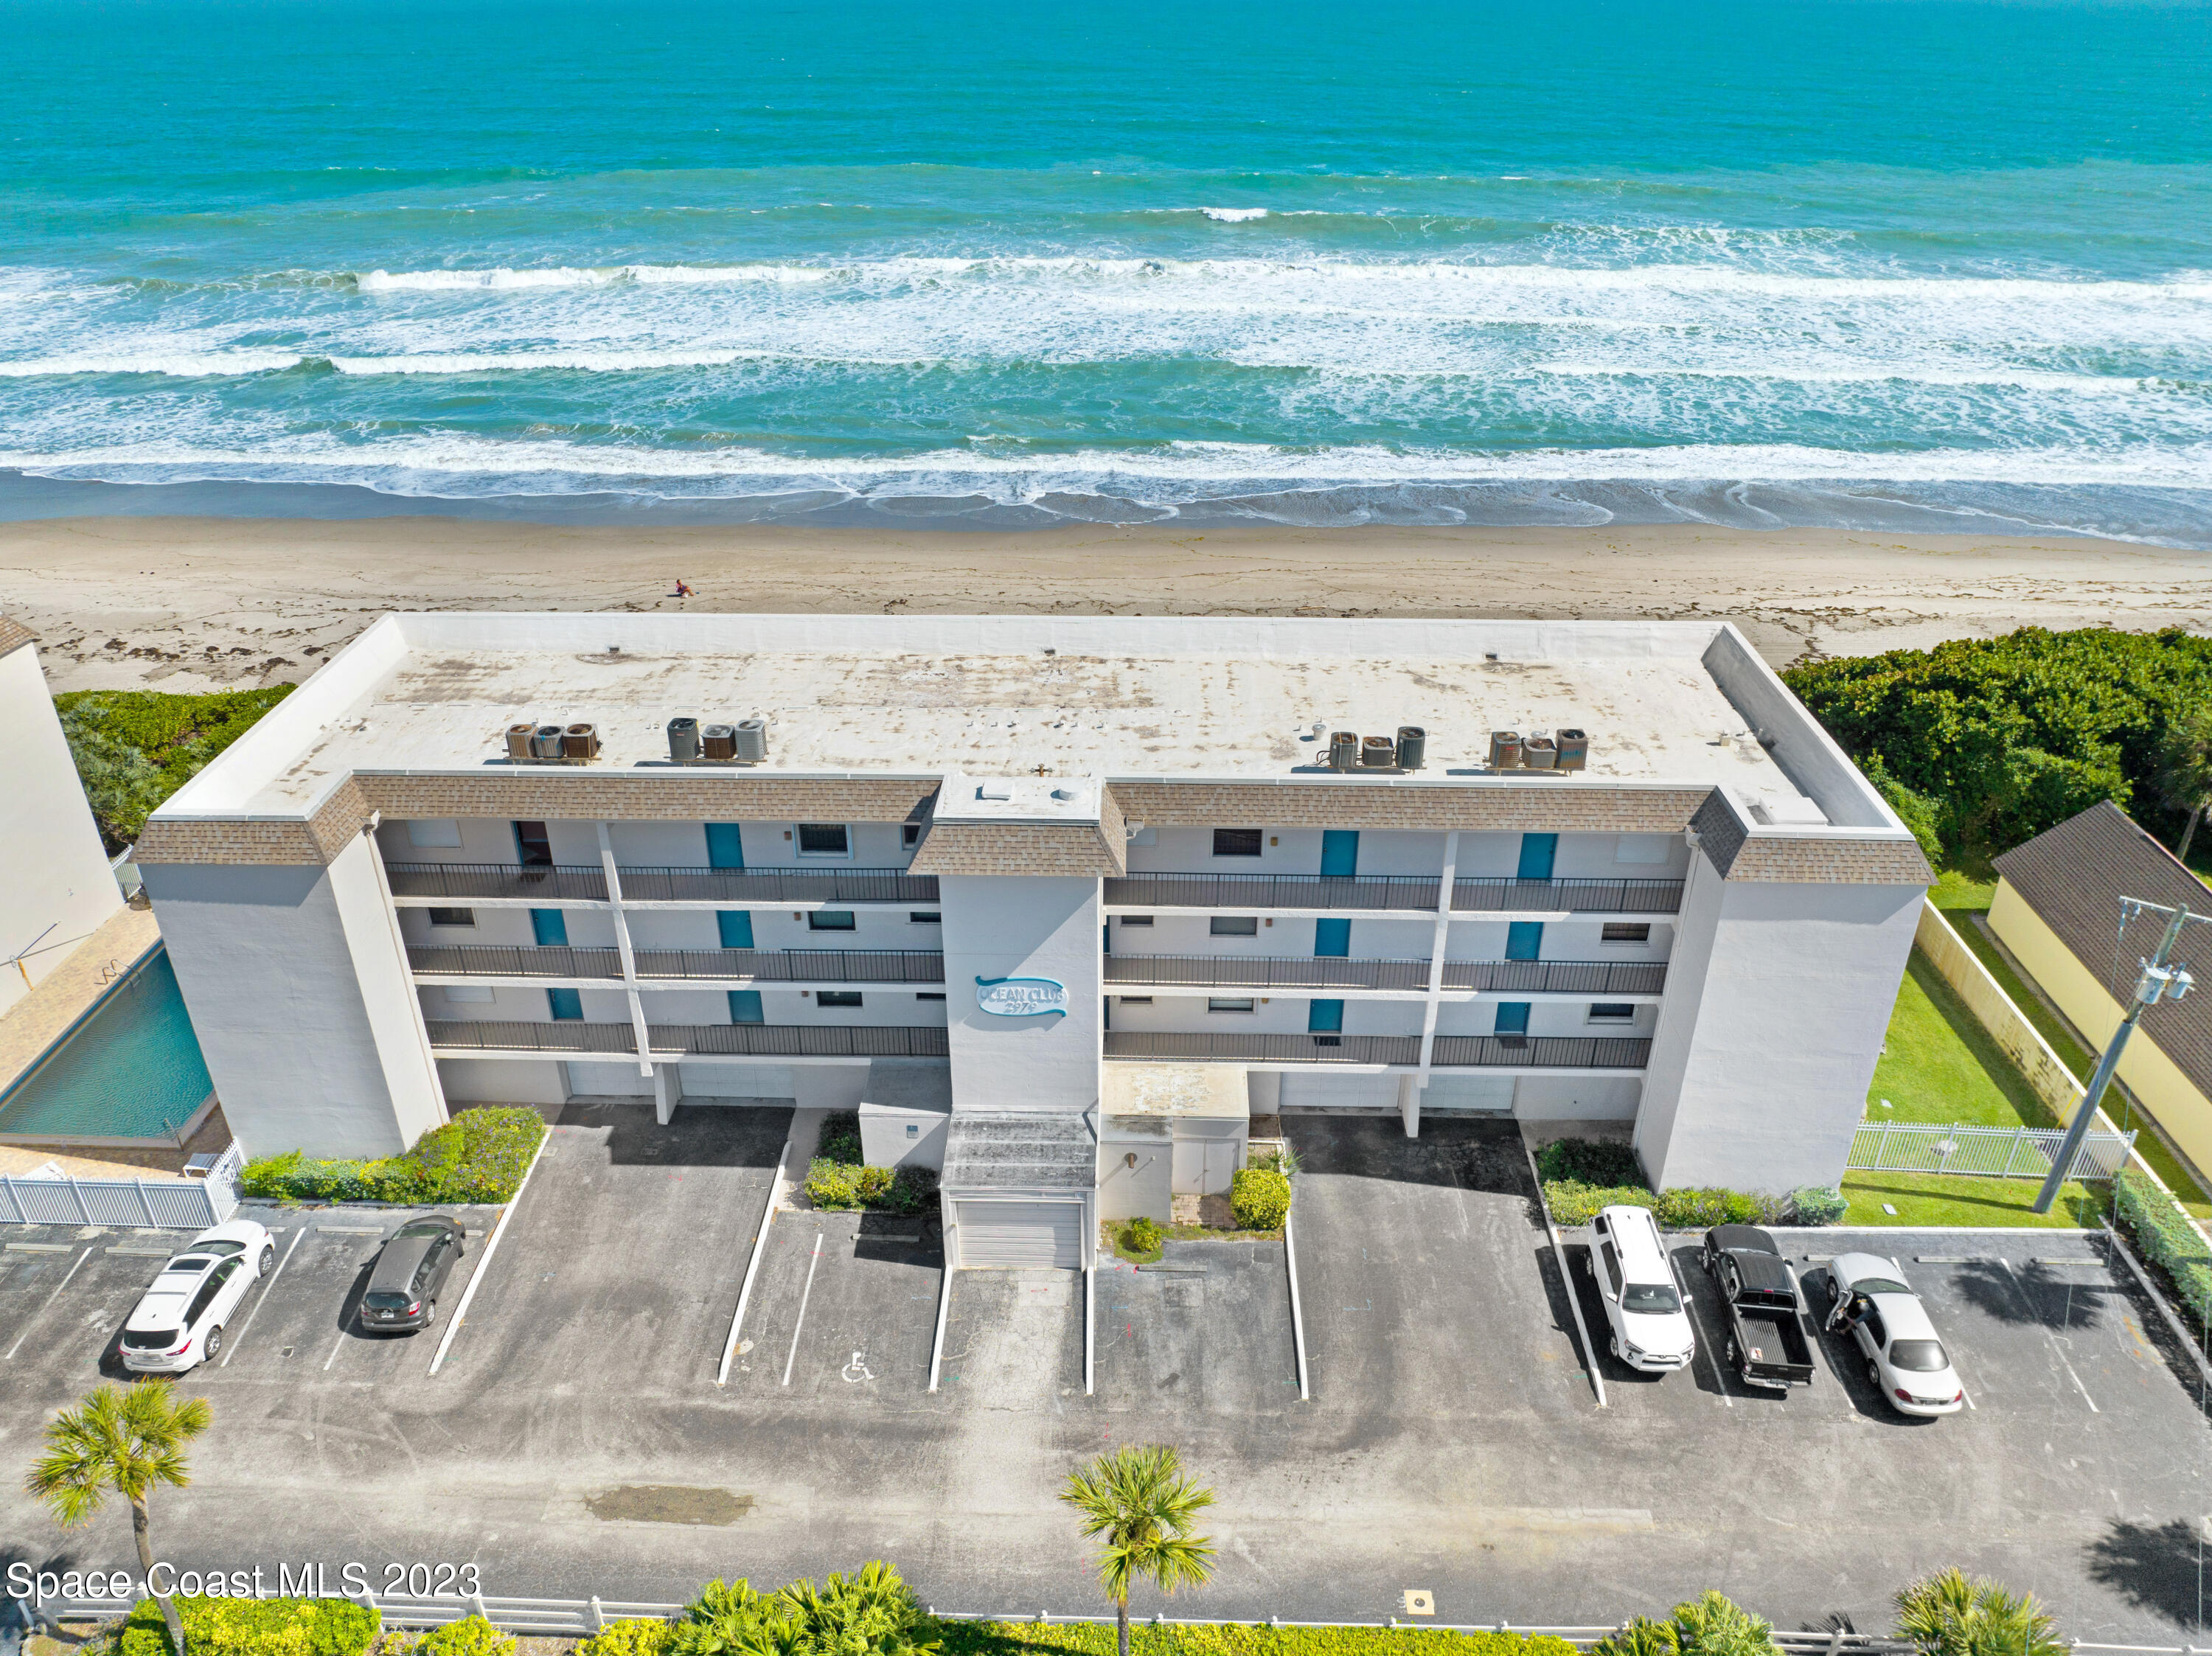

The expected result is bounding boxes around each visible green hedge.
[1533,1139,1837,1229]
[56,686,295,851]
[119,1596,378,1656]
[1229,1166,1291,1230]
[577,1624,677,1656]
[939,1626,1576,1656]
[806,1158,939,1215]
[242,1106,544,1204]
[408,1616,514,1656]
[2116,1167,2212,1323]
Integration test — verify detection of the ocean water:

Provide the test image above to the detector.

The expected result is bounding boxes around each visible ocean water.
[4,0,2211,542]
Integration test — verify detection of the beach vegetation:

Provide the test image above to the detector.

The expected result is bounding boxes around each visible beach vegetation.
[55,685,294,852]
[1782,627,2212,869]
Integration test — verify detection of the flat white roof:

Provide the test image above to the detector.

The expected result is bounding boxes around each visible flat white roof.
[164,613,1897,831]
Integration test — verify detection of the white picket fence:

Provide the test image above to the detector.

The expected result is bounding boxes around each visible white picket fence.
[0,1141,242,1229]
[1848,1119,2135,1181]
[33,1594,2202,1654]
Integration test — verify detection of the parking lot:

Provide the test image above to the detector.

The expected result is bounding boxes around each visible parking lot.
[3,1107,2210,1641]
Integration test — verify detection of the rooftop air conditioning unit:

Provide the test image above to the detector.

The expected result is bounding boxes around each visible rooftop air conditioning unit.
[667,717,700,762]
[1329,731,1359,771]
[1556,728,1589,770]
[505,723,535,762]
[562,723,599,761]
[1523,732,1557,769]
[1396,726,1427,770]
[734,717,768,763]
[1360,735,1396,769]
[701,723,737,762]
[1490,730,1522,769]
[529,724,566,760]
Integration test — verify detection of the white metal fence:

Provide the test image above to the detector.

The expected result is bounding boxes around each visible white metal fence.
[32,1596,2197,1654]
[1848,1119,2136,1180]
[0,1141,241,1229]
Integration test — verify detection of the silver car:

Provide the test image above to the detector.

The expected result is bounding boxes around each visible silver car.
[360,1215,465,1332]
[1825,1252,1966,1416]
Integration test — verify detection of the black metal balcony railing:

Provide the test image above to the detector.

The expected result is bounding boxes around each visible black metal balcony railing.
[423,1020,950,1059]
[409,945,945,984]
[385,862,938,905]
[1100,1031,1650,1068]
[1105,873,1440,912]
[1102,955,1667,995]
[1450,877,1683,915]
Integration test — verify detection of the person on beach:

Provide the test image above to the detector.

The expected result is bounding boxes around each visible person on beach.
[670,579,694,598]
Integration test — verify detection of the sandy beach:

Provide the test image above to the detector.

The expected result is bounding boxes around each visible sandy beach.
[1,515,2205,692]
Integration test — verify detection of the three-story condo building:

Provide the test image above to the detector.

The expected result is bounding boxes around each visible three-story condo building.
[139,613,1929,1268]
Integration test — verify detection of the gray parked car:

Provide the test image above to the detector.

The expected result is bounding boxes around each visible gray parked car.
[361,1216,465,1332]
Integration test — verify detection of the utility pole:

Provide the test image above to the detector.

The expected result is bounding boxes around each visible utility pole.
[2034,895,2201,1214]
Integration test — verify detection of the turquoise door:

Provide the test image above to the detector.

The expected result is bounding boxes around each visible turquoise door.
[1505,921,1543,961]
[1516,833,1557,880]
[1307,999,1344,1033]
[1495,1001,1531,1036]
[1312,918,1352,956]
[705,823,745,869]
[546,987,583,1020]
[728,990,765,1024]
[717,911,755,949]
[1320,829,1360,877]
[530,908,568,947]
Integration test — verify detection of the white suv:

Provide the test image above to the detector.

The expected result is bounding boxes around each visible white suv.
[119,1220,274,1374]
[1590,1205,1696,1374]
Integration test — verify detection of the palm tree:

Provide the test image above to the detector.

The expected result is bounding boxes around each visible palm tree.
[1666,1591,1780,1656]
[27,1382,212,1656]
[1059,1445,1216,1656]
[2160,702,2212,865]
[1896,1567,2066,1656]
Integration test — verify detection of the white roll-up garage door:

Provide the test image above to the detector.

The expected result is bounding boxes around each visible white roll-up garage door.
[1279,1072,1399,1113]
[954,1200,1084,1269]
[1421,1074,1517,1113]
[680,1064,794,1099]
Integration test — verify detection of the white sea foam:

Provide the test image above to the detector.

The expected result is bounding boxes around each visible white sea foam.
[324,349,755,375]
[0,350,302,378]
[354,262,842,292]
[1199,207,1269,223]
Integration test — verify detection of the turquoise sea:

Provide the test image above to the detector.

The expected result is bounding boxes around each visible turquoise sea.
[4,0,2211,541]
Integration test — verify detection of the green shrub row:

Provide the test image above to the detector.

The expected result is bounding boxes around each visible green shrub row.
[241,1106,545,1205]
[118,1596,378,1656]
[1229,1166,1291,1230]
[57,685,296,851]
[2115,1166,2212,1323]
[806,1158,939,1214]
[936,1626,1576,1656]
[1535,1139,1842,1230]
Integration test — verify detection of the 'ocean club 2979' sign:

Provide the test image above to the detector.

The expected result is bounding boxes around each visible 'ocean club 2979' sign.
[974,975,1069,1018]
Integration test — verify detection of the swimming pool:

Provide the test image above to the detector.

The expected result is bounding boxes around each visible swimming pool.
[0,948,215,1142]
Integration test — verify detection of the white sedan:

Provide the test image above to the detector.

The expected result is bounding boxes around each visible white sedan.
[1824,1252,1966,1416]
[119,1219,276,1374]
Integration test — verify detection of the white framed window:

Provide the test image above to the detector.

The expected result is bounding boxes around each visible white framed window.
[796,824,852,859]
[1208,998,1256,1013]
[909,911,942,924]
[1213,828,1264,857]
[808,911,858,932]
[1587,1002,1638,1025]
[1210,916,1259,937]
[425,907,476,928]
[1614,834,1671,866]
[1601,922,1652,945]
[1118,914,1154,928]
[817,989,863,1009]
[1119,995,1154,1004]
[407,818,463,849]
[443,985,495,1003]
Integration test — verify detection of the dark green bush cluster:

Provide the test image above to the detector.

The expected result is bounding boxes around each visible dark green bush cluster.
[241,1106,544,1205]
[1592,1592,1780,1656]
[1119,1215,1166,1257]
[1535,1138,1827,1229]
[1229,1166,1292,1230]
[1781,626,2212,864]
[939,1624,1577,1656]
[56,685,295,851]
[2116,1167,2212,1323]
[119,1596,378,1656]
[806,1158,939,1215]
[818,1110,866,1166]
[669,1562,937,1656]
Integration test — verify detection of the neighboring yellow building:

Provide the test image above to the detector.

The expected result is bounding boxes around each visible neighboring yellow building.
[1990,801,2212,1182]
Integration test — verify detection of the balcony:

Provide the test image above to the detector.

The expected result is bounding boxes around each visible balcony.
[1450,877,1682,915]
[1102,955,1666,995]
[1102,1032,1650,1068]
[1105,873,1439,912]
[385,862,939,905]
[409,945,945,984]
[423,1020,951,1059]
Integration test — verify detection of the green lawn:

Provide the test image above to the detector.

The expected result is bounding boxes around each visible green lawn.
[1869,954,2057,1130]
[1841,1172,2111,1228]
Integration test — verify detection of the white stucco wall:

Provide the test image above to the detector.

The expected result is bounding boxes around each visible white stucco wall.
[0,643,123,1014]
[941,874,1102,1113]
[1635,852,1921,1192]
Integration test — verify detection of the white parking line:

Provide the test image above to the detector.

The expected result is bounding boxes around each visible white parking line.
[222,1228,305,1367]
[2000,1257,2098,1413]
[4,1246,94,1360]
[321,1330,347,1371]
[428,1124,552,1377]
[782,1231,824,1388]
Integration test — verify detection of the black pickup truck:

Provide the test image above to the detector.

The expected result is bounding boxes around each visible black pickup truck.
[1700,1225,1816,1391]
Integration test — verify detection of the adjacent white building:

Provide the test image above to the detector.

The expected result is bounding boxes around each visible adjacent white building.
[139,613,1930,1266]
[1,615,125,1015]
